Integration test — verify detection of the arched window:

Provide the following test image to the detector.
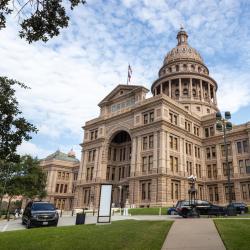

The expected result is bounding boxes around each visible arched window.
[175,89,179,97]
[192,89,196,97]
[176,65,179,72]
[169,67,172,73]
[191,65,195,71]
[183,64,187,71]
[183,88,188,96]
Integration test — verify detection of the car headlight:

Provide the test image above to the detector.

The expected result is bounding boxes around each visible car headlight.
[31,214,38,219]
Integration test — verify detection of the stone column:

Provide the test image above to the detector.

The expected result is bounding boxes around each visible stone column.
[232,142,238,176]
[190,78,193,100]
[135,136,142,176]
[157,177,167,205]
[179,137,185,176]
[208,83,211,102]
[130,137,137,177]
[216,145,223,179]
[188,78,192,99]
[166,132,170,173]
[160,83,163,94]
[169,80,172,98]
[178,78,181,100]
[153,131,158,173]
[159,130,166,174]
[213,87,217,105]
[200,80,204,101]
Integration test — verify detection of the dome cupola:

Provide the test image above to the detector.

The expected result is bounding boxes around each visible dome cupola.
[151,28,219,116]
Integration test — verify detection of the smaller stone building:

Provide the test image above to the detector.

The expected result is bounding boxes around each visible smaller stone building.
[40,150,80,210]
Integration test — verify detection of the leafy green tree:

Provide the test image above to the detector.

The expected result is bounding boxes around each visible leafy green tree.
[0,0,86,43]
[3,155,47,218]
[0,77,37,214]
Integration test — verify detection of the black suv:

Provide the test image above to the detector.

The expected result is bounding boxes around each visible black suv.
[229,202,249,214]
[22,201,59,228]
[176,200,227,217]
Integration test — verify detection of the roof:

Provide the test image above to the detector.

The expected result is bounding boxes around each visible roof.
[98,84,149,107]
[44,150,80,163]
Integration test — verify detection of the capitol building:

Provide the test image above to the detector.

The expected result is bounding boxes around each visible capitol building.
[73,29,250,208]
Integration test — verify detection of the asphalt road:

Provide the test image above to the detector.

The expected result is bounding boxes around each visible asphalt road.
[0,214,179,232]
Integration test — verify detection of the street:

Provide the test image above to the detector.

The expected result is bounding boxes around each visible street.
[0,214,178,232]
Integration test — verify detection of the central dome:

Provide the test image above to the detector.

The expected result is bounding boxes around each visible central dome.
[164,28,203,65]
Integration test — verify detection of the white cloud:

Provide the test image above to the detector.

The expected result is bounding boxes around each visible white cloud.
[17,142,51,159]
[1,0,250,158]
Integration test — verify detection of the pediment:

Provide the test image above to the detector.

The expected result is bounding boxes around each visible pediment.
[98,84,148,107]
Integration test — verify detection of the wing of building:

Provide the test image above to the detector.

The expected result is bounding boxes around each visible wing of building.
[40,149,80,210]
[74,28,250,209]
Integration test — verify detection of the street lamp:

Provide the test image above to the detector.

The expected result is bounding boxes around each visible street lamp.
[215,111,235,215]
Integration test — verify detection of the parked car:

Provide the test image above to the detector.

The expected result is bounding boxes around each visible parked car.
[229,202,249,214]
[22,201,59,229]
[175,200,227,218]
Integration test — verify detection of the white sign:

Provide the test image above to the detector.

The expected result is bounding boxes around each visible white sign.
[97,184,112,223]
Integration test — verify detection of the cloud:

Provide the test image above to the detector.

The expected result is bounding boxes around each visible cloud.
[17,142,51,159]
[1,0,250,158]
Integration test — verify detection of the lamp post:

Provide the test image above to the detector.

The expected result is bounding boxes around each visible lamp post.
[215,111,235,215]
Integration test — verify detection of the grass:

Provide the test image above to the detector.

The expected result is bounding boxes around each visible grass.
[128,207,168,215]
[214,219,250,250]
[0,220,173,250]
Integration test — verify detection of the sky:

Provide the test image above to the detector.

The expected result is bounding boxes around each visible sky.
[0,0,250,160]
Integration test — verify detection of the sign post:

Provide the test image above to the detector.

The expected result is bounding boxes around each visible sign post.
[97,184,113,223]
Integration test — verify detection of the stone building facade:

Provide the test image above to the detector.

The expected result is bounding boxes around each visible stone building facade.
[75,29,250,209]
[40,150,79,210]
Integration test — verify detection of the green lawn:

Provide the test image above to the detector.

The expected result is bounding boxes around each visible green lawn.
[214,219,250,250]
[128,207,168,215]
[0,220,173,250]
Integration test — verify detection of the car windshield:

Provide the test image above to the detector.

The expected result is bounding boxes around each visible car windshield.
[32,203,55,211]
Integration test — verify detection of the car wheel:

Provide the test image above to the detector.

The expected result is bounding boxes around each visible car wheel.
[26,220,32,229]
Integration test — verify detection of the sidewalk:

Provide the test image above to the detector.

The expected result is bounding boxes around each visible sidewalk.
[161,218,226,250]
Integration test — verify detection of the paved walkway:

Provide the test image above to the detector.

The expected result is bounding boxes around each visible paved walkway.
[161,218,226,250]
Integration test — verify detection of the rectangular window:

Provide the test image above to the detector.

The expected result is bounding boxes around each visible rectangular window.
[148,155,153,171]
[213,164,217,178]
[241,184,247,200]
[206,148,211,159]
[239,160,244,174]
[57,172,61,179]
[64,184,68,193]
[243,140,249,153]
[149,112,154,122]
[211,146,216,158]
[143,114,148,124]
[142,157,147,172]
[207,165,212,178]
[237,141,242,154]
[106,167,110,180]
[143,137,148,150]
[111,167,115,180]
[113,148,117,161]
[169,112,178,125]
[142,183,146,200]
[60,184,64,193]
[149,135,154,148]
[55,184,59,193]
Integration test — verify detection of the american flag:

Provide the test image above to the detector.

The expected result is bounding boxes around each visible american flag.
[127,64,132,84]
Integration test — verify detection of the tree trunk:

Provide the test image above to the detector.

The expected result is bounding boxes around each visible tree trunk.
[6,196,13,221]
[0,195,3,217]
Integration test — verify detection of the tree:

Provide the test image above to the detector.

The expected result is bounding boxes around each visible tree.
[0,77,37,214]
[0,77,37,162]
[0,0,86,43]
[2,155,47,219]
